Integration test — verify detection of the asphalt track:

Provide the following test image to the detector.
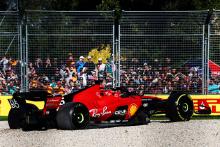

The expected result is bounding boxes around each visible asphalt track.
[0,120,220,147]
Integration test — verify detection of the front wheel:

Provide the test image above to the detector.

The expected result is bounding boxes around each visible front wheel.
[166,92,194,121]
[56,102,90,130]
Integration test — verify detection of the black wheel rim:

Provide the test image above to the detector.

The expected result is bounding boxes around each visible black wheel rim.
[177,96,193,119]
[71,104,89,128]
[182,103,189,112]
[74,112,84,124]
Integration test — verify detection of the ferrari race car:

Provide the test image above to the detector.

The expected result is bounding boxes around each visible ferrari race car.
[7,82,211,130]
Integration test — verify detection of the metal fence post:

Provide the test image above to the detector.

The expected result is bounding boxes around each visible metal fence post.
[24,24,28,92]
[112,24,115,88]
[203,37,209,95]
[207,24,210,94]
[202,25,207,95]
[118,25,121,87]
[114,24,121,87]
[19,24,24,92]
[115,38,119,87]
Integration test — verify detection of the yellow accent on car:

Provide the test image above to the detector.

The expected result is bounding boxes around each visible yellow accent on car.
[0,96,44,117]
[129,103,138,117]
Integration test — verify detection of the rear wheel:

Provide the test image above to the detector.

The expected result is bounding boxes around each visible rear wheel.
[21,104,40,131]
[8,104,40,130]
[166,92,194,121]
[8,108,25,129]
[56,102,90,130]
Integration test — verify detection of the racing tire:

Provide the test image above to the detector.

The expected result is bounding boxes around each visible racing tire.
[8,104,39,129]
[21,104,40,131]
[166,92,194,121]
[8,108,25,129]
[128,110,150,126]
[56,102,90,130]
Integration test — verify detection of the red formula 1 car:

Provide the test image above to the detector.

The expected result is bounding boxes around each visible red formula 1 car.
[8,82,211,130]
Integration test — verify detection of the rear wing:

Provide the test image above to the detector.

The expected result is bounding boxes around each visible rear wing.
[13,90,53,102]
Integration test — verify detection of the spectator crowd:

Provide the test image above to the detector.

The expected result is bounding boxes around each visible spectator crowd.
[0,54,220,95]
[0,53,114,95]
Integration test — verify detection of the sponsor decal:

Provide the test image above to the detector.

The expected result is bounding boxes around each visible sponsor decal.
[114,109,127,116]
[128,103,138,117]
[89,106,111,118]
[198,100,209,110]
[194,99,220,114]
[143,103,148,107]
[46,97,62,108]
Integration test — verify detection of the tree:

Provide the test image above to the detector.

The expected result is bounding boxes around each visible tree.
[88,44,111,64]
[96,0,120,11]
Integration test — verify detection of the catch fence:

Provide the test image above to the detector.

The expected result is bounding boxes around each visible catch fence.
[1,10,220,95]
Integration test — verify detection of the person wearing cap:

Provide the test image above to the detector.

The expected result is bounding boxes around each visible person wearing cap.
[76,56,85,74]
[83,56,96,85]
[96,58,106,81]
[75,56,87,86]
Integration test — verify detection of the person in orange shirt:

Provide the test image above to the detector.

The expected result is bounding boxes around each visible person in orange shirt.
[30,80,38,88]
[37,80,53,94]
[45,82,53,94]
[54,81,65,95]
[67,53,75,67]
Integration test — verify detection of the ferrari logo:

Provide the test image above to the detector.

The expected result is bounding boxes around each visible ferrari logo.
[129,103,138,117]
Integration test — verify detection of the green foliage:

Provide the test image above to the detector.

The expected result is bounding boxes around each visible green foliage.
[19,0,100,10]
[96,0,121,21]
[96,0,120,11]
[2,0,220,11]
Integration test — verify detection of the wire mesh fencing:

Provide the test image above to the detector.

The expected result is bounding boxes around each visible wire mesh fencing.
[208,10,220,94]
[119,11,209,94]
[1,10,220,95]
[26,11,115,94]
[0,11,21,95]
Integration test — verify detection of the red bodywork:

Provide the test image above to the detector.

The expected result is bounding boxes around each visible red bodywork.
[66,84,143,121]
[41,84,211,121]
[61,84,166,121]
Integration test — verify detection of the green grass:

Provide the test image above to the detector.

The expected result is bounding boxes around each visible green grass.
[150,115,220,120]
[191,115,220,120]
[0,116,8,121]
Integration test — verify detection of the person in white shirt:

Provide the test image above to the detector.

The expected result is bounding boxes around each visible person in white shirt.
[0,56,9,74]
[96,58,106,81]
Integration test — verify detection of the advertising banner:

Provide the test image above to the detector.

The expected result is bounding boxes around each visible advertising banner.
[1,95,220,117]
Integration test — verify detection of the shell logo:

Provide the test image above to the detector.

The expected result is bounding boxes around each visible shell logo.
[129,103,138,117]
